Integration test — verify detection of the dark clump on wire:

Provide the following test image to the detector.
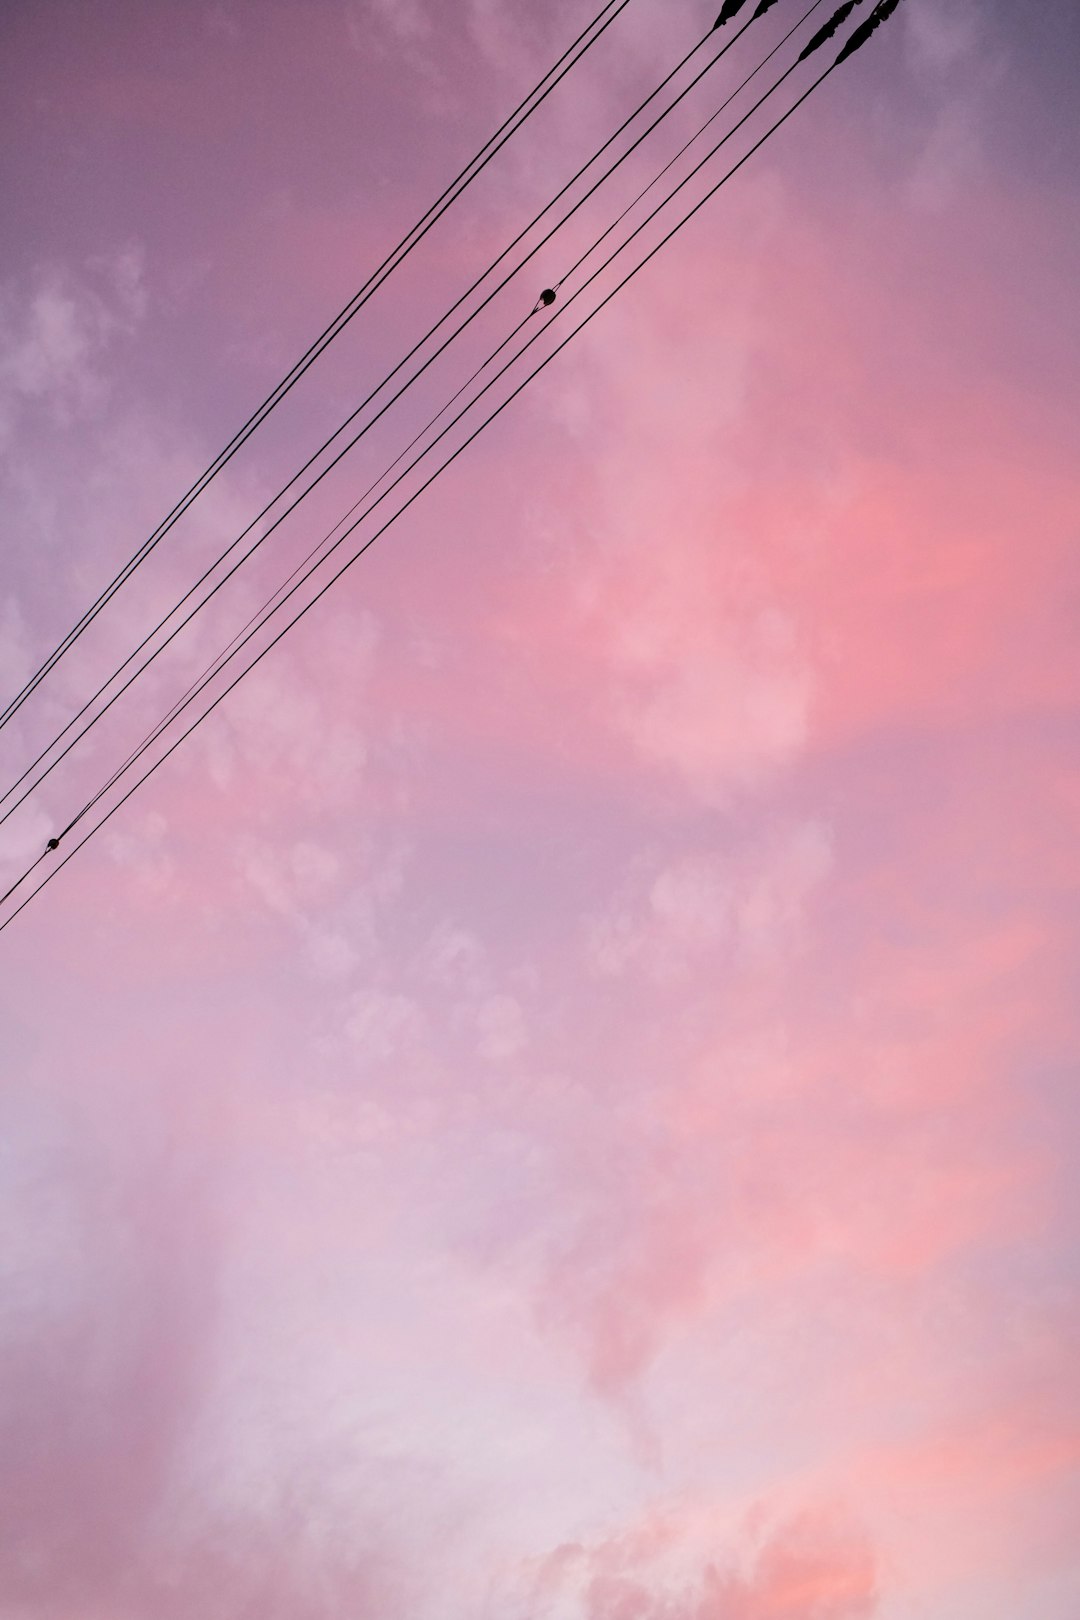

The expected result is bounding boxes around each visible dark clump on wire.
[798,0,863,59]
[713,0,751,27]
[752,0,783,17]
[836,0,903,62]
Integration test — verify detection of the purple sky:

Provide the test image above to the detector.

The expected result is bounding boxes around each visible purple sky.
[1,2,1078,1616]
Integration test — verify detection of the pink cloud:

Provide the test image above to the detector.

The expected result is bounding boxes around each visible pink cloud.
[525,1506,877,1620]
[1,3,1077,1616]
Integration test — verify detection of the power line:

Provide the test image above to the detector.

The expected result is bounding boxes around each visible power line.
[2,1,837,862]
[122,0,832,774]
[0,0,906,934]
[0,66,838,934]
[2,0,906,939]
[104,306,541,793]
[0,8,756,834]
[554,0,827,288]
[0,0,632,736]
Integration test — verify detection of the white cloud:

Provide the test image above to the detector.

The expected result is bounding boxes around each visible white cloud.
[906,100,983,212]
[587,824,833,983]
[899,0,1001,212]
[304,925,362,981]
[609,603,810,807]
[477,992,528,1061]
[237,835,394,981]
[588,853,731,982]
[239,837,342,917]
[92,243,148,325]
[102,809,176,894]
[904,0,981,75]
[509,1504,878,1620]
[737,820,833,964]
[562,325,813,808]
[344,985,426,1062]
[0,254,146,447]
[0,797,52,873]
[422,924,490,995]
[349,0,431,49]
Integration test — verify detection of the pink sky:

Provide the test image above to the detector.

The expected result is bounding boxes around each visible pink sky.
[1,1,1078,1615]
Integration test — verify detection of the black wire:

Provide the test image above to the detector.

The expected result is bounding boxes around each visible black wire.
[0,57,846,939]
[0,11,751,834]
[109,308,539,786]
[192,0,829,698]
[110,4,837,762]
[555,0,825,288]
[107,0,828,791]
[13,5,813,864]
[0,13,722,820]
[43,27,838,859]
[0,0,631,736]
[0,848,48,910]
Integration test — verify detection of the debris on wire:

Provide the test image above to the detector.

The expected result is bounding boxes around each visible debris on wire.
[714,0,751,28]
[836,0,903,63]
[536,288,558,310]
[799,0,864,60]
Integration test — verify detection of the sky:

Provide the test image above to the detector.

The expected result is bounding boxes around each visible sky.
[0,0,1078,1616]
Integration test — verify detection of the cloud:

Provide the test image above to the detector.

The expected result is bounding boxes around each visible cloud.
[2,5,1077,1615]
[607,606,810,805]
[477,991,529,1060]
[736,822,833,964]
[586,824,832,982]
[697,1512,877,1620]
[905,100,983,212]
[349,0,432,49]
[904,0,981,75]
[344,983,426,1063]
[530,246,816,807]
[0,254,145,448]
[0,1074,222,1611]
[523,1507,878,1620]
[587,853,731,980]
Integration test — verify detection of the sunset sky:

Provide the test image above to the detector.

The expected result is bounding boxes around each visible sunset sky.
[1,1,1078,1615]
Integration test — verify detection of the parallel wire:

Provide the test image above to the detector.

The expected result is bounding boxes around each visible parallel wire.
[0,64,844,938]
[1,59,850,930]
[0,14,725,821]
[0,10,755,835]
[16,13,822,859]
[109,308,539,784]
[0,849,47,911]
[131,0,830,764]
[1,0,905,934]
[0,0,630,735]
[555,0,821,287]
